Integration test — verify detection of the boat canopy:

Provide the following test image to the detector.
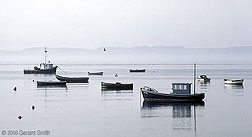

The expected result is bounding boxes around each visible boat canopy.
[199,75,208,78]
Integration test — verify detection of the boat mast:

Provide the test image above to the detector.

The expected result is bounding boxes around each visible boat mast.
[194,63,196,94]
[44,44,47,65]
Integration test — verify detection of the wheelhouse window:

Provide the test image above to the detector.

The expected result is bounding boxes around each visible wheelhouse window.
[183,85,187,90]
[173,84,187,90]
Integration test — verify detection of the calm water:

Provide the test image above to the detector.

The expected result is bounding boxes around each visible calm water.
[0,64,252,137]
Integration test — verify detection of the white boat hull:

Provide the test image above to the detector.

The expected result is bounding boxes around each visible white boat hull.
[224,79,243,85]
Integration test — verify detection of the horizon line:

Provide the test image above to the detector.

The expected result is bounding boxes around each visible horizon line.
[1,45,252,52]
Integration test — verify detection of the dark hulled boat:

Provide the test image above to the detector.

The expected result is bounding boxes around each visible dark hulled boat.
[141,64,205,102]
[141,86,205,102]
[88,72,103,75]
[129,69,146,72]
[24,66,57,74]
[101,82,133,90]
[56,75,89,83]
[24,47,57,74]
[37,81,67,86]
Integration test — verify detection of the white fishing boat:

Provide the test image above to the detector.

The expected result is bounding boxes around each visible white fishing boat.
[224,79,243,85]
[24,47,57,74]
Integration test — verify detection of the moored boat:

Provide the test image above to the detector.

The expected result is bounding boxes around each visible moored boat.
[129,69,146,72]
[24,47,57,74]
[56,75,89,83]
[141,64,205,102]
[24,66,57,74]
[141,84,205,102]
[224,79,243,85]
[197,75,210,82]
[88,72,103,75]
[101,82,133,90]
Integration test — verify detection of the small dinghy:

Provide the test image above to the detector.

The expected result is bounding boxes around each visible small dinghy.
[56,75,89,83]
[37,81,67,86]
[129,69,146,73]
[101,82,133,90]
[197,75,211,82]
[88,72,103,75]
[224,79,243,85]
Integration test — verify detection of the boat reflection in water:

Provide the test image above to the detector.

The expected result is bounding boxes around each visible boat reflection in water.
[101,88,133,93]
[224,84,244,96]
[101,88,133,101]
[224,84,244,89]
[141,101,205,133]
[198,80,211,89]
[37,84,67,89]
[36,85,69,112]
[198,81,210,84]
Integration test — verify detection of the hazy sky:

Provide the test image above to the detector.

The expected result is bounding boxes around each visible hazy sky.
[0,0,252,50]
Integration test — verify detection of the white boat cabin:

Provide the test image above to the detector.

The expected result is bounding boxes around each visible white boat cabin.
[172,83,192,94]
[40,62,54,70]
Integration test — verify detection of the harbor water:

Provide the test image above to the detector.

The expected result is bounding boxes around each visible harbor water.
[0,63,252,137]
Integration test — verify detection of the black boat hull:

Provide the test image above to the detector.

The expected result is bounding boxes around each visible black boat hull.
[24,67,57,74]
[88,72,103,75]
[141,87,205,102]
[56,75,89,83]
[129,69,146,72]
[101,82,133,90]
[37,81,67,86]
[142,100,205,109]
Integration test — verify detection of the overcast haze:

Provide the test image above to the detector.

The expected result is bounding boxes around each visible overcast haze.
[0,0,252,50]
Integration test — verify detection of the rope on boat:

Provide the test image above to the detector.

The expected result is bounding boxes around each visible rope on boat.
[57,67,67,73]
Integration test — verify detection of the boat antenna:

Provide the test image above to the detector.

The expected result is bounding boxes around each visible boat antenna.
[44,44,47,65]
[194,63,196,94]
